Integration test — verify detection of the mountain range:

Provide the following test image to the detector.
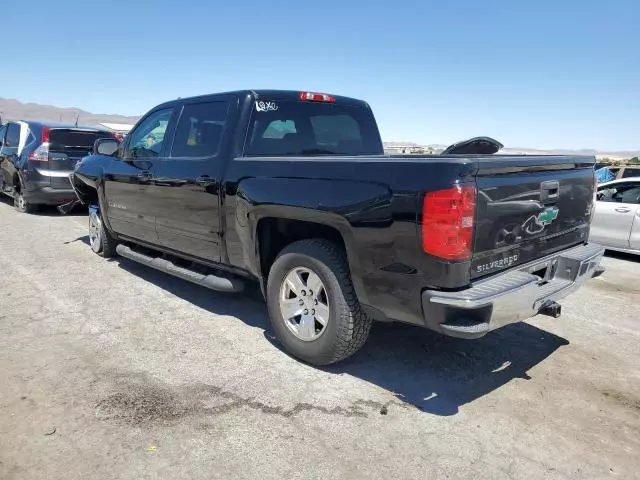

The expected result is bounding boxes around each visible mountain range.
[1,97,637,159]
[0,98,140,127]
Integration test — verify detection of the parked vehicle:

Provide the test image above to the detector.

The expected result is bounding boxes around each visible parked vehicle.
[71,90,604,365]
[590,177,640,255]
[0,121,113,213]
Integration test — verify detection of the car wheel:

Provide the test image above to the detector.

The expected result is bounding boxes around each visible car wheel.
[266,239,372,365]
[89,210,117,258]
[14,190,38,214]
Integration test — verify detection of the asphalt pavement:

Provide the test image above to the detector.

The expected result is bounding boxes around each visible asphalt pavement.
[0,198,638,480]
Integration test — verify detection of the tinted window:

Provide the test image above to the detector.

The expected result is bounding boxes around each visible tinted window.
[621,168,640,178]
[170,101,228,158]
[127,108,173,158]
[262,120,296,139]
[5,123,20,148]
[49,129,113,151]
[244,101,382,157]
[310,114,361,146]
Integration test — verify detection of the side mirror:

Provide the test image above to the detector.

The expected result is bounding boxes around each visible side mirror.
[94,138,119,156]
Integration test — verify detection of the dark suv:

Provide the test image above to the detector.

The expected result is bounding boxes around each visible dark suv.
[0,121,113,213]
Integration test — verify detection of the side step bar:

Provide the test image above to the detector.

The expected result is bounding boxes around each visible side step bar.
[115,244,244,293]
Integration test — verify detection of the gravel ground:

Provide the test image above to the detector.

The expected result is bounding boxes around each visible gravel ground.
[0,198,638,480]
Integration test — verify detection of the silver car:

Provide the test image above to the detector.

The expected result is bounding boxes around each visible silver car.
[590,177,640,255]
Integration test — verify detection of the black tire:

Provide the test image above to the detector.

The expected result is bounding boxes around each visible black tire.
[88,210,117,258]
[14,190,39,214]
[266,239,372,365]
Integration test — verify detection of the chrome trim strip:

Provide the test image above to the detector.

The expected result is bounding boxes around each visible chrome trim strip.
[35,169,74,178]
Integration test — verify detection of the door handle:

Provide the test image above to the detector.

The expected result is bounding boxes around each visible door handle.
[540,180,560,203]
[614,207,631,213]
[195,175,212,186]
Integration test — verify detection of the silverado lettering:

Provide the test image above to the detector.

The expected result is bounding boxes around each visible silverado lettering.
[476,254,520,274]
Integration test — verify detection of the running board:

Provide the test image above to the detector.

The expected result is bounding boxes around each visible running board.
[115,244,244,293]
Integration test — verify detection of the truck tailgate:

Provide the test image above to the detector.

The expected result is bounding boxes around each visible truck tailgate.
[472,156,595,279]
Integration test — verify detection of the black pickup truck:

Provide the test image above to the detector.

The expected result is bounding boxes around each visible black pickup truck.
[71,90,604,365]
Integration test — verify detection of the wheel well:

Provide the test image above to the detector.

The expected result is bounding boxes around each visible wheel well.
[257,218,346,278]
[82,186,100,206]
[12,174,20,191]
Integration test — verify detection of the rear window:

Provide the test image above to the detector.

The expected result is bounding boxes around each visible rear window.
[243,101,382,156]
[49,129,113,151]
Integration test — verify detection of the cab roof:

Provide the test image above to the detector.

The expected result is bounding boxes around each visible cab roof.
[155,90,370,109]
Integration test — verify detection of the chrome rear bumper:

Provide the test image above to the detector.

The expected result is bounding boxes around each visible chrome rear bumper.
[422,243,605,338]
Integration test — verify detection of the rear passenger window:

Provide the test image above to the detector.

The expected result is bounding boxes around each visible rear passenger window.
[170,101,228,158]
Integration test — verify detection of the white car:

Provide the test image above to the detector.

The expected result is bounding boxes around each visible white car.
[590,177,640,255]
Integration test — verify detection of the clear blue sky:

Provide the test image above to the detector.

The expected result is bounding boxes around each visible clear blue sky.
[3,0,639,150]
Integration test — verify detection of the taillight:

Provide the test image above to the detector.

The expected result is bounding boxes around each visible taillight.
[29,127,52,162]
[299,91,335,103]
[421,185,476,261]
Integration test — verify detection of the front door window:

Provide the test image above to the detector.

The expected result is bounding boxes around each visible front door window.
[125,108,174,159]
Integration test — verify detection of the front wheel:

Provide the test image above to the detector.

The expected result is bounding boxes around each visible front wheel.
[266,239,372,365]
[89,210,117,258]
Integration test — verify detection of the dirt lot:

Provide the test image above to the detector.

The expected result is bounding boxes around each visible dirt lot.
[0,198,638,480]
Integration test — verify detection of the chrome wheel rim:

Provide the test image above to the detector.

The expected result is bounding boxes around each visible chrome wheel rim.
[17,194,25,211]
[279,267,330,341]
[89,212,102,252]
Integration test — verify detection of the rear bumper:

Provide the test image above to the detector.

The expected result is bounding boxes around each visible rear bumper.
[422,243,605,338]
[23,186,77,205]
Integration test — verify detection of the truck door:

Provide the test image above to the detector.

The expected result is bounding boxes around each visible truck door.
[103,107,175,244]
[151,98,232,263]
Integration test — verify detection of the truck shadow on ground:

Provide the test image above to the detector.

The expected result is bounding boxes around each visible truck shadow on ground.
[115,257,569,417]
[325,322,568,416]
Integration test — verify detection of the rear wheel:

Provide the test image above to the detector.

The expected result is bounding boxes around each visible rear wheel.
[14,189,38,214]
[266,239,372,365]
[89,210,117,258]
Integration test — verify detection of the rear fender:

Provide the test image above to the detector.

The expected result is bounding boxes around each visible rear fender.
[236,177,394,305]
